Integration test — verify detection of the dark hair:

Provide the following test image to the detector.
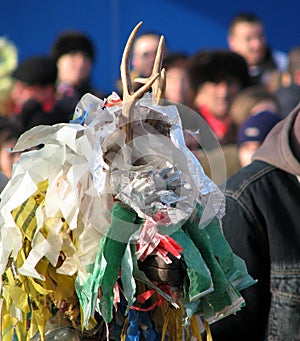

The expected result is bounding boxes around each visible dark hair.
[162,52,188,70]
[51,31,95,62]
[188,49,250,92]
[228,12,262,34]
[0,120,21,146]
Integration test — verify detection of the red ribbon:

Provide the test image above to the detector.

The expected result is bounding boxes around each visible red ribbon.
[130,285,171,312]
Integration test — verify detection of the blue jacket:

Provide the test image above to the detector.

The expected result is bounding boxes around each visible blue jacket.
[210,106,300,341]
[210,160,300,340]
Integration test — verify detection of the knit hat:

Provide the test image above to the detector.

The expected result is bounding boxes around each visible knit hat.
[188,50,250,92]
[51,31,95,62]
[12,56,57,86]
[237,110,282,146]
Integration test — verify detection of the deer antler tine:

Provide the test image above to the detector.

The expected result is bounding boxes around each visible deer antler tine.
[134,73,159,99]
[153,67,166,104]
[120,21,143,97]
[120,22,143,143]
[151,36,166,103]
[152,36,165,76]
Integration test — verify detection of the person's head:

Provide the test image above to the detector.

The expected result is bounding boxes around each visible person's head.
[228,12,267,67]
[188,50,250,119]
[237,110,281,167]
[0,124,21,178]
[162,52,193,105]
[230,85,281,126]
[11,55,57,113]
[51,31,95,87]
[132,32,162,77]
[287,46,300,85]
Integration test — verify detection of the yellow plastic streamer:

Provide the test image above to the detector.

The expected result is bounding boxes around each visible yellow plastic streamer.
[204,319,213,341]
[11,179,48,242]
[1,180,81,340]
[190,315,203,341]
[120,317,129,341]
[160,301,183,341]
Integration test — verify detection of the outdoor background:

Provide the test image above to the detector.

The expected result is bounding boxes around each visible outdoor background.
[2,0,300,95]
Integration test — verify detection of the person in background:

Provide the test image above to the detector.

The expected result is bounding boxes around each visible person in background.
[132,31,164,78]
[9,55,74,132]
[188,49,250,145]
[229,84,281,128]
[116,31,165,95]
[227,12,287,86]
[237,110,281,167]
[187,49,250,184]
[271,46,300,117]
[228,85,282,168]
[0,122,21,178]
[51,30,104,102]
[162,52,194,107]
[209,104,300,340]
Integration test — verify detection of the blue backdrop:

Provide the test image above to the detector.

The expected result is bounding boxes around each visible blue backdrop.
[2,0,300,95]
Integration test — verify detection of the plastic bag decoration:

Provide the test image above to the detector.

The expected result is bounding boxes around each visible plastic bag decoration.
[0,22,256,341]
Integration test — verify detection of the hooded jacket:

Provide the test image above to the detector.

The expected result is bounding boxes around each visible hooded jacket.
[210,104,300,340]
[253,102,300,175]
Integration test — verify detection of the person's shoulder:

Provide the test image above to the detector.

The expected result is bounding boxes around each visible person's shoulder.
[50,97,77,123]
[224,160,276,196]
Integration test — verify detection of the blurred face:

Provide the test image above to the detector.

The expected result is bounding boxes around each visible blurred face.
[238,141,261,167]
[0,139,20,178]
[57,52,92,86]
[165,67,191,104]
[132,35,160,77]
[11,80,54,113]
[228,22,266,66]
[195,80,241,119]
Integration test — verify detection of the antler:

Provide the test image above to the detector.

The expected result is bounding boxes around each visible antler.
[120,21,159,143]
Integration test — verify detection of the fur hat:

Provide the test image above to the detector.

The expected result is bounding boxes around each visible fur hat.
[188,50,250,92]
[12,55,57,86]
[51,31,95,62]
[238,110,282,146]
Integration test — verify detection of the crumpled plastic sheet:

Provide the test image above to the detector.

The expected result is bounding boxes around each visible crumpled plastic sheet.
[106,94,225,227]
[136,96,225,220]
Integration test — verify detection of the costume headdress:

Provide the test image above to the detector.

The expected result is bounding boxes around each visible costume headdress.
[0,22,255,341]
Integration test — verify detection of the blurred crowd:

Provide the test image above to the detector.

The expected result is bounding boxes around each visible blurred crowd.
[0,12,299,180]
